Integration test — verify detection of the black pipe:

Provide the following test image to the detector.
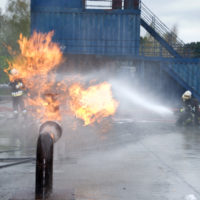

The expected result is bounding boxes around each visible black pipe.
[39,121,62,143]
[0,158,34,169]
[35,121,62,200]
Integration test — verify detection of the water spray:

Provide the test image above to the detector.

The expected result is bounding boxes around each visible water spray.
[111,79,173,115]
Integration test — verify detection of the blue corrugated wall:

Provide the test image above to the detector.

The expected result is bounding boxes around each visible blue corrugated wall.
[31,0,83,8]
[31,0,200,101]
[31,0,140,56]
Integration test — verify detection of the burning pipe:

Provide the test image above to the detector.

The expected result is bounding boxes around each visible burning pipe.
[35,121,62,200]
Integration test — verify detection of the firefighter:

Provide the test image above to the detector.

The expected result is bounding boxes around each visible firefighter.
[179,90,200,126]
[10,68,27,118]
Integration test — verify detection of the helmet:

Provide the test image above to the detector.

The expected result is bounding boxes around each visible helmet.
[182,90,192,101]
[10,68,18,75]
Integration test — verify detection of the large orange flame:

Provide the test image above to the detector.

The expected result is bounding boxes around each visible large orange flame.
[5,31,119,126]
[5,31,62,84]
[5,31,63,122]
[68,82,119,126]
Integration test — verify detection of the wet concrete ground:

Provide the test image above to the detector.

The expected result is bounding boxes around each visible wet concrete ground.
[0,100,200,200]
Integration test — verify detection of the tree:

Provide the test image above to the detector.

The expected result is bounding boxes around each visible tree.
[140,24,181,57]
[4,0,30,52]
[164,25,178,47]
[0,0,30,83]
[184,42,200,58]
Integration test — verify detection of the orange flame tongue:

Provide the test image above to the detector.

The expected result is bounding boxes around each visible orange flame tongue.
[5,31,63,122]
[6,31,62,84]
[68,82,119,126]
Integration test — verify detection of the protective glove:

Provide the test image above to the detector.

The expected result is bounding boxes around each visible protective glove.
[180,108,185,112]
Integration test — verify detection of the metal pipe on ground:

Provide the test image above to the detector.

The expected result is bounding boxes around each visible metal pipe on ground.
[35,121,62,200]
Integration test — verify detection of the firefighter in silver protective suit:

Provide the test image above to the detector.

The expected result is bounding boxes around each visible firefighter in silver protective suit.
[9,68,27,118]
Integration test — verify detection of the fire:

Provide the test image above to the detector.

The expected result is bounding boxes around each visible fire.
[5,31,63,122]
[5,31,119,125]
[68,82,119,126]
[27,93,61,122]
[5,31,62,84]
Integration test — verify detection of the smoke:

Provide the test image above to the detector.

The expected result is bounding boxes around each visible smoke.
[2,64,175,154]
[51,68,176,160]
[55,67,174,127]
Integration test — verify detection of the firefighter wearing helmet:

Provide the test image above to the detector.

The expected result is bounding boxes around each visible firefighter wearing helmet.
[182,90,192,101]
[9,68,27,118]
[179,90,200,125]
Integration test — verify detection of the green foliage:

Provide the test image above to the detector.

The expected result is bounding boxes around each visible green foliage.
[184,42,200,58]
[2,0,30,52]
[0,56,9,83]
[0,0,30,83]
[140,24,200,58]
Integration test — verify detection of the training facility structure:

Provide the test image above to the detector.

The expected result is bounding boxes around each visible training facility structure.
[31,0,200,102]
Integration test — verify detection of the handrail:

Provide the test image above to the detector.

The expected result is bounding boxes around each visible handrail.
[140,2,193,57]
[141,2,185,47]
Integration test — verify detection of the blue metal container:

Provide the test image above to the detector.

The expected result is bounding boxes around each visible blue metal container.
[31,0,83,8]
[31,0,140,56]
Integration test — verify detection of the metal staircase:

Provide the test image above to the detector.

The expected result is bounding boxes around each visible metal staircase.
[140,2,190,58]
[140,19,181,58]
[161,61,200,99]
[140,2,200,99]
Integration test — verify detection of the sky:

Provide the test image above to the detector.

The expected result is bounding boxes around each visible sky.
[0,0,7,11]
[142,0,200,43]
[0,0,199,43]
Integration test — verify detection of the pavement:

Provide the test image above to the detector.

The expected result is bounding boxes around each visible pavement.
[0,99,200,200]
